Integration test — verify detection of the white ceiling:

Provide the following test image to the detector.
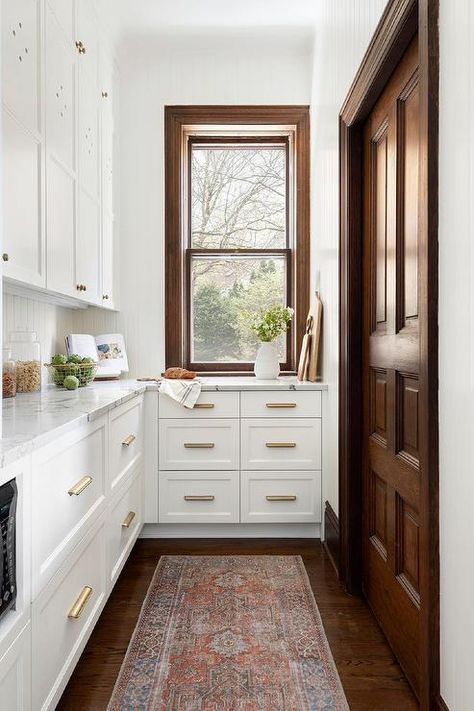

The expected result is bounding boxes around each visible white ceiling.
[97,0,320,45]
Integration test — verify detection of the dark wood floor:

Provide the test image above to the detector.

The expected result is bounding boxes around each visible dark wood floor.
[57,539,418,710]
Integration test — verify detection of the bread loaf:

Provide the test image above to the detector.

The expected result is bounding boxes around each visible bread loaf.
[163,367,197,380]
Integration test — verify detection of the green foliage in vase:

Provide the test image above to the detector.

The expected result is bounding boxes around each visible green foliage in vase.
[245,305,294,342]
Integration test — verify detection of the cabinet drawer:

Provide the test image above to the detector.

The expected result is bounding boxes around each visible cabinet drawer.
[159,471,239,523]
[108,470,142,587]
[241,418,321,470]
[241,471,321,523]
[241,391,321,418]
[32,419,106,597]
[32,517,106,711]
[159,419,239,471]
[109,396,143,491]
[159,391,239,418]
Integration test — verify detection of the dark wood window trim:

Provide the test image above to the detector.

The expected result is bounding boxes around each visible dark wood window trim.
[165,105,310,373]
[338,0,439,708]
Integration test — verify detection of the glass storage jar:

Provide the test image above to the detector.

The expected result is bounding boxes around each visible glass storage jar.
[7,331,42,392]
[2,349,17,398]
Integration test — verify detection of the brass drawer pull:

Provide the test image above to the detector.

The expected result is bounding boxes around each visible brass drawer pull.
[184,495,215,502]
[68,475,93,496]
[68,586,93,619]
[266,402,297,408]
[184,442,215,449]
[266,495,297,502]
[122,511,136,528]
[122,434,136,447]
[194,403,215,409]
[265,442,297,448]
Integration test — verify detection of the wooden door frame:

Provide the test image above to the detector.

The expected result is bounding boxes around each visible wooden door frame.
[338,0,439,708]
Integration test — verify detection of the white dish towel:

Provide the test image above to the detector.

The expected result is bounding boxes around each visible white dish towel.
[159,378,202,409]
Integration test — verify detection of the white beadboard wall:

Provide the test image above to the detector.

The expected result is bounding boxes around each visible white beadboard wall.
[71,31,313,378]
[310,0,386,515]
[3,294,74,387]
[439,1,474,708]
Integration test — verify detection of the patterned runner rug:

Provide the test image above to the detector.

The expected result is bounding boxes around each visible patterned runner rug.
[108,555,348,711]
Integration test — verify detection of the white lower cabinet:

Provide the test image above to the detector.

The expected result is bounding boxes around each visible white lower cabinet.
[0,393,145,711]
[241,471,322,523]
[108,467,143,587]
[0,623,32,711]
[157,389,324,526]
[32,515,107,711]
[159,471,239,523]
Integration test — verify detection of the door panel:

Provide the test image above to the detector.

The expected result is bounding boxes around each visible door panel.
[2,0,40,134]
[362,37,421,696]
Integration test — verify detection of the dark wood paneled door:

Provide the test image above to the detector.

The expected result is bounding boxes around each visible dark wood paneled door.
[362,36,422,696]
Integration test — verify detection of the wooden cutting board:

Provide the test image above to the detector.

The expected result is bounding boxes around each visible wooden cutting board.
[297,315,312,381]
[307,292,323,382]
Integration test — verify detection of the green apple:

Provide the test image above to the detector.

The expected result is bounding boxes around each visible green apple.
[63,375,79,390]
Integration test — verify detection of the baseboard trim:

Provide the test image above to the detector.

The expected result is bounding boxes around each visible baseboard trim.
[140,523,321,539]
[323,501,339,574]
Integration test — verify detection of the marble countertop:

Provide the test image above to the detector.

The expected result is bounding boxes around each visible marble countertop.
[1,376,327,469]
[1,380,148,469]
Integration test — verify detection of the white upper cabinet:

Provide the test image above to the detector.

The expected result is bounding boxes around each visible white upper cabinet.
[100,51,115,307]
[45,3,76,297]
[45,6,75,172]
[77,190,100,301]
[2,0,45,287]
[1,0,116,307]
[100,52,114,216]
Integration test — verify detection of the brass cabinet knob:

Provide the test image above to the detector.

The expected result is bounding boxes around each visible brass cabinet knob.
[2,253,9,262]
[101,91,108,98]
[76,284,82,291]
[83,284,87,291]
[103,294,109,300]
[75,40,86,54]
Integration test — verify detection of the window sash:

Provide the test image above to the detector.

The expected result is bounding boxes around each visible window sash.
[187,136,291,252]
[185,248,293,372]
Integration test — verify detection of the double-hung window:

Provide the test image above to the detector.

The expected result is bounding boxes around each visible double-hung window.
[165,107,310,373]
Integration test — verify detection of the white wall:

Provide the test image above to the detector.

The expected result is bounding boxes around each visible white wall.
[3,294,73,387]
[72,31,313,377]
[310,0,386,514]
[439,1,474,708]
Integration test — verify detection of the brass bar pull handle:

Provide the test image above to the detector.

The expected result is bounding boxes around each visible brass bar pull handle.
[122,434,136,447]
[184,443,215,449]
[194,403,215,409]
[184,495,215,502]
[265,442,297,448]
[122,511,136,528]
[266,495,297,502]
[266,402,297,408]
[68,475,93,496]
[68,586,93,619]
